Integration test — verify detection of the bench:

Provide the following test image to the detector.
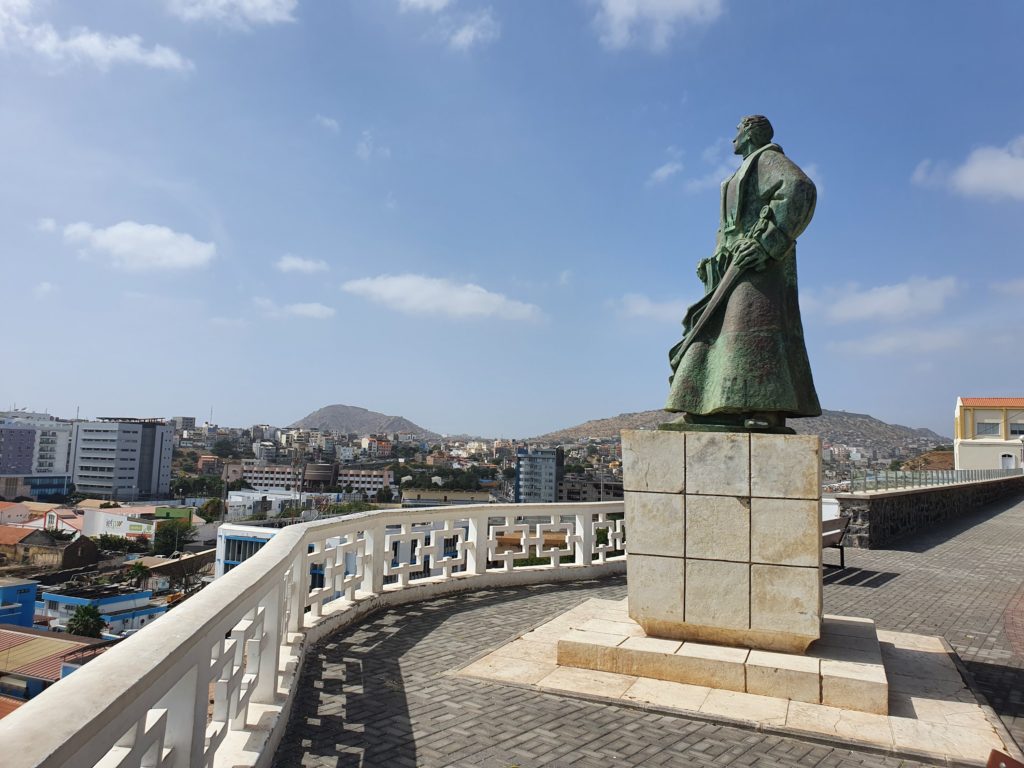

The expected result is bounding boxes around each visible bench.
[822,517,850,568]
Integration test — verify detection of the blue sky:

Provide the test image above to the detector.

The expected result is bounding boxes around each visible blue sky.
[2,0,1022,438]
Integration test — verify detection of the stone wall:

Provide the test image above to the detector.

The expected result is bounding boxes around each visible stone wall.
[834,476,1024,548]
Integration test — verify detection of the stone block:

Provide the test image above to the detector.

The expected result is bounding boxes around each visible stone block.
[625,492,684,557]
[685,559,748,630]
[750,497,821,567]
[685,494,749,562]
[745,650,820,703]
[698,687,788,725]
[821,659,888,715]
[628,554,684,627]
[623,678,711,711]
[750,564,820,646]
[685,431,749,497]
[621,429,685,493]
[675,642,748,692]
[750,433,820,499]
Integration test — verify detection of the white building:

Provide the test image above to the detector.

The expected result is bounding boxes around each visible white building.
[71,419,173,501]
[514,447,563,503]
[337,468,394,497]
[954,397,1024,470]
[241,461,300,491]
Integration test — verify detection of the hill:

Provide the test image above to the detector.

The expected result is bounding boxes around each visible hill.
[290,404,438,438]
[531,409,950,455]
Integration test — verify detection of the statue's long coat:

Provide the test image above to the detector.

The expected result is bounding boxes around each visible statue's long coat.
[665,143,821,418]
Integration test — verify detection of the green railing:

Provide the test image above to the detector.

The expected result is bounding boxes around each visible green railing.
[848,467,1022,493]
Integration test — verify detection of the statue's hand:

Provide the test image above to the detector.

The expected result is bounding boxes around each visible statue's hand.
[731,238,770,271]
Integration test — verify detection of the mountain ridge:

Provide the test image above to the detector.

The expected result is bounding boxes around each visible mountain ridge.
[530,408,950,453]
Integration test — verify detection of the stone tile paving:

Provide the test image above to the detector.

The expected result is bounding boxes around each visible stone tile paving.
[276,494,1024,768]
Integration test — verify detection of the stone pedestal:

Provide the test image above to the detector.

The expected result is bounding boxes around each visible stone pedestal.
[622,429,822,654]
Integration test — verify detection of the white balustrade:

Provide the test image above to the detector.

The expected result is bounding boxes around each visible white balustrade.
[1,502,625,768]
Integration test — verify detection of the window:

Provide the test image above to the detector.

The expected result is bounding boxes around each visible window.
[975,422,1000,437]
[1011,423,1024,437]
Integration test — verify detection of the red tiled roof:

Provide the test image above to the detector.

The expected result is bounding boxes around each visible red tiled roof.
[0,695,23,719]
[961,398,1024,407]
[0,526,35,546]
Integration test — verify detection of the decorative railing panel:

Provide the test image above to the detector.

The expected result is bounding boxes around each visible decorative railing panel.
[1,502,624,768]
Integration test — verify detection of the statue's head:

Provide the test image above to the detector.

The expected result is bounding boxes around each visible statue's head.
[733,115,774,157]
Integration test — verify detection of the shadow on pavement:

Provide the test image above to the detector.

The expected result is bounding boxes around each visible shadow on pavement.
[877,495,1024,554]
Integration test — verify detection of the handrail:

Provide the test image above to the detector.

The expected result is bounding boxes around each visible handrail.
[844,467,1022,494]
[0,501,626,768]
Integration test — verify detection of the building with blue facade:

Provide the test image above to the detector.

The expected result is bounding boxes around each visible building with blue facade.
[0,578,38,627]
[38,585,167,637]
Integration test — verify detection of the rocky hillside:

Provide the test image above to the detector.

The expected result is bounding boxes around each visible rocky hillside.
[531,409,949,455]
[290,404,438,438]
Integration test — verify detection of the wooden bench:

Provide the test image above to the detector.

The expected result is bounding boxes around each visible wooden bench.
[822,517,850,568]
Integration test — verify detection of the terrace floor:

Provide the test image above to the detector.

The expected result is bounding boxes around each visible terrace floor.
[274,494,1024,768]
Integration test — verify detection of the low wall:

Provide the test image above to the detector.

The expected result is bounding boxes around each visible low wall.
[834,475,1024,548]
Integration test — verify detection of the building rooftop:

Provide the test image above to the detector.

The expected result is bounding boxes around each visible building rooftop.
[960,397,1024,407]
[0,577,37,588]
[0,624,104,681]
[41,585,148,601]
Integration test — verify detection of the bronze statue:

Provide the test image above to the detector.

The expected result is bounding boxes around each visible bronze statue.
[664,115,821,432]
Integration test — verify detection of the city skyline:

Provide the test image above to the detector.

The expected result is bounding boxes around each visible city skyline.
[2,1,1023,437]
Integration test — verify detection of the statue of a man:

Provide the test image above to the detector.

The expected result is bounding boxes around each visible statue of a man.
[665,115,821,431]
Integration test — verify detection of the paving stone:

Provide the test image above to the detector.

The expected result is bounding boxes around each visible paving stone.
[275,493,1024,767]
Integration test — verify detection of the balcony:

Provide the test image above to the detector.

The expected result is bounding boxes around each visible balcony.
[4,492,1024,767]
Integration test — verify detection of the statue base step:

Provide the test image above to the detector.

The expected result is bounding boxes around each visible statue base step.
[556,605,888,715]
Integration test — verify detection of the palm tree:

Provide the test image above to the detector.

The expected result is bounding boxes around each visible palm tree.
[126,561,150,589]
[66,605,106,638]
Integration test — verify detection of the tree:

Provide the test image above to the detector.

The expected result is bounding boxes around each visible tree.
[44,528,76,541]
[888,459,903,471]
[153,520,197,556]
[99,501,121,509]
[126,561,150,588]
[66,605,106,638]
[199,498,223,522]
[227,478,253,491]
[95,533,149,553]
[502,467,516,480]
[211,438,238,459]
[375,486,394,503]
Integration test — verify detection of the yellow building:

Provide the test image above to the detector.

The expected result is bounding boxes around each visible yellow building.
[953,397,1024,470]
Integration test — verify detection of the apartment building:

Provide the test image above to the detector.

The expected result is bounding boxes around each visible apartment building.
[0,412,74,500]
[514,447,564,503]
[71,419,173,501]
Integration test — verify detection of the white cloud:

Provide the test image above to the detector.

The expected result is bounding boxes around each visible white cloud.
[32,281,56,297]
[823,277,958,323]
[0,1,192,71]
[314,113,339,133]
[831,328,967,357]
[399,0,452,11]
[356,129,391,162]
[591,0,724,52]
[992,278,1024,297]
[276,254,329,274]
[285,302,335,319]
[558,269,572,286]
[63,220,215,270]
[950,136,1024,201]
[910,158,944,187]
[647,160,683,186]
[342,274,542,321]
[35,216,56,232]
[166,0,297,26]
[614,293,685,323]
[685,138,739,192]
[447,9,500,51]
[252,296,335,319]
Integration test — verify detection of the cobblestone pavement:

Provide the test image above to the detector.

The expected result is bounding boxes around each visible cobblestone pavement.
[275,495,1024,768]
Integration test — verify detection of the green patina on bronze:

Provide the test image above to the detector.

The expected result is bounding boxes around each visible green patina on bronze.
[663,115,821,433]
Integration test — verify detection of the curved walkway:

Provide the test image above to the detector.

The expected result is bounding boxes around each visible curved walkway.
[275,494,1024,768]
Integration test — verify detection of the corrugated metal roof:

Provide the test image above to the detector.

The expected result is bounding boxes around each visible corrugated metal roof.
[0,628,92,681]
[961,397,1024,407]
[0,695,24,719]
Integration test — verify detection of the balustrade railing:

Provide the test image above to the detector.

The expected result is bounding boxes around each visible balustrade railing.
[847,467,1022,493]
[1,501,625,768]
